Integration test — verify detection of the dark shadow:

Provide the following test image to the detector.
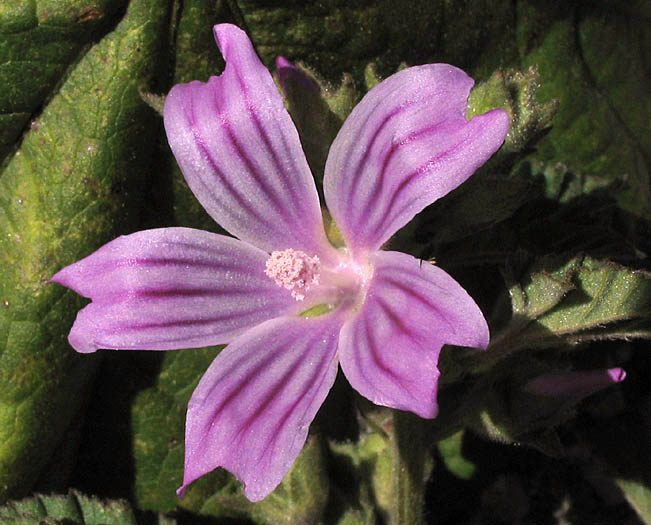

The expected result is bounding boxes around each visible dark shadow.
[426,406,642,524]
[319,373,370,524]
[67,350,166,502]
[432,170,650,273]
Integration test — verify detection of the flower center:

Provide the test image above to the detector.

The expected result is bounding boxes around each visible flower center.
[265,249,321,301]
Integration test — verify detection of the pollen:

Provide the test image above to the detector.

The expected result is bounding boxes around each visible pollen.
[265,249,320,301]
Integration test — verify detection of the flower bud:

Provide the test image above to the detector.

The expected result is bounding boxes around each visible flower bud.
[523,368,626,400]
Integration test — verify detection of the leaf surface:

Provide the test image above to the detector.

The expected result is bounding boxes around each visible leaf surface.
[0,0,170,502]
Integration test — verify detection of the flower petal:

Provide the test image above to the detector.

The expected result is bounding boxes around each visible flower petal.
[179,314,342,502]
[51,228,301,353]
[164,24,331,258]
[339,250,489,418]
[323,64,509,252]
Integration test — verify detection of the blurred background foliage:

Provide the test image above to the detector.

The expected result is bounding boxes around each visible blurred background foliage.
[0,0,649,523]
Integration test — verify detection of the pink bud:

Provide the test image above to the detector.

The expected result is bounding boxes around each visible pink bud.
[524,368,626,399]
[275,56,319,94]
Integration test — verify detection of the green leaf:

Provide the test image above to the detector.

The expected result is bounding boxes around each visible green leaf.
[437,430,476,480]
[459,375,569,457]
[509,255,580,321]
[0,490,175,525]
[0,0,170,502]
[389,65,559,252]
[485,256,651,363]
[521,257,651,346]
[327,426,389,525]
[512,161,647,263]
[616,478,651,524]
[518,2,650,217]
[237,2,440,82]
[238,2,649,216]
[533,161,616,204]
[391,411,429,525]
[0,0,128,163]
[467,66,559,157]
[327,406,436,525]
[0,1,646,521]
[200,436,330,524]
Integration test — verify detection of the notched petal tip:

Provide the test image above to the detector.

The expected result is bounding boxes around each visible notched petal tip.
[178,465,269,503]
[164,23,329,256]
[339,251,490,419]
[68,329,99,354]
[66,304,104,354]
[52,229,303,354]
[470,106,511,143]
[181,316,341,502]
[324,64,513,252]
[405,398,439,420]
[212,22,244,50]
[50,262,87,298]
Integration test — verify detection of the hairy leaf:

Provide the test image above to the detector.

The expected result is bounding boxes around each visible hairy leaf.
[437,430,476,480]
[0,0,169,502]
[518,257,651,347]
[0,0,128,163]
[0,490,175,525]
[470,256,651,373]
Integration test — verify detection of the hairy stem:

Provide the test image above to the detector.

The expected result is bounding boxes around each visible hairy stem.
[390,410,426,525]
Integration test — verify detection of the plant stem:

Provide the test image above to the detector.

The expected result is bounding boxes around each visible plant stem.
[390,410,425,525]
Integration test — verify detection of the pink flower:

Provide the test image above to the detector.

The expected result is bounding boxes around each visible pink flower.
[52,25,509,501]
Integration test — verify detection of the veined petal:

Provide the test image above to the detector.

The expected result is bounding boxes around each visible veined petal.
[339,250,489,418]
[323,64,509,252]
[179,314,342,502]
[164,24,332,259]
[51,228,301,353]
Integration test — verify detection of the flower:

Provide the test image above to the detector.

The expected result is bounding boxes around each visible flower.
[51,24,509,501]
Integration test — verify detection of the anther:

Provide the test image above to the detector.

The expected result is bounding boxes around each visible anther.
[265,249,320,301]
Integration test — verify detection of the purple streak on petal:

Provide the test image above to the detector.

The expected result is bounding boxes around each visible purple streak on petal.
[524,368,627,398]
[323,64,510,252]
[179,314,342,502]
[338,250,489,418]
[163,24,333,260]
[51,228,303,353]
